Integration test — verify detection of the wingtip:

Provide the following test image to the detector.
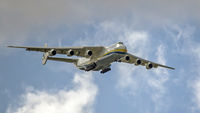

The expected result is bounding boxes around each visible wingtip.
[7,46,14,48]
[7,46,25,48]
[169,67,175,70]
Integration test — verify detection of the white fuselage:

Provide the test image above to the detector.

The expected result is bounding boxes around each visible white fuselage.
[76,42,127,71]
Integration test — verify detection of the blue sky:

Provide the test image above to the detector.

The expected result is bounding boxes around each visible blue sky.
[1,0,200,113]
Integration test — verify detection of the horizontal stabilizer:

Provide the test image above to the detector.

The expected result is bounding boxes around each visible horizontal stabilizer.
[47,57,78,64]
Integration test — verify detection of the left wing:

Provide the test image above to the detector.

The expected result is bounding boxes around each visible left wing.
[120,53,175,70]
[8,46,105,58]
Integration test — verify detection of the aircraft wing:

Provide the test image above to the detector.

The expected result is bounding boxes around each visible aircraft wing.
[8,45,105,58]
[120,53,175,70]
[48,57,78,64]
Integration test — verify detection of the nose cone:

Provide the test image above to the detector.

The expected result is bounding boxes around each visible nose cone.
[117,42,124,45]
[116,42,124,47]
[116,42,127,52]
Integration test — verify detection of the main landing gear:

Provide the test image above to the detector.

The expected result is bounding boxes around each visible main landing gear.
[100,67,111,74]
[85,63,97,71]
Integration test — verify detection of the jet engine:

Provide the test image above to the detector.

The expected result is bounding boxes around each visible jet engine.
[85,50,93,57]
[42,49,56,65]
[125,55,130,61]
[49,49,56,56]
[135,59,142,65]
[66,49,74,56]
[146,62,153,69]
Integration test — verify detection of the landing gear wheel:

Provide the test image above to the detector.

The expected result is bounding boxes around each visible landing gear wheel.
[100,68,111,74]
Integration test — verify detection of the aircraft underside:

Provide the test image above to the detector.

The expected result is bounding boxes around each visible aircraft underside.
[78,53,123,74]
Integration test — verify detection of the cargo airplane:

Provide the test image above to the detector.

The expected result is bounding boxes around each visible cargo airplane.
[8,42,174,74]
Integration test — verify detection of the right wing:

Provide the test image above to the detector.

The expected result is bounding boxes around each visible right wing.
[120,53,175,70]
[8,46,105,58]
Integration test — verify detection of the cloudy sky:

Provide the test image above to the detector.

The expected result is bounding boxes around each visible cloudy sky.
[1,0,200,113]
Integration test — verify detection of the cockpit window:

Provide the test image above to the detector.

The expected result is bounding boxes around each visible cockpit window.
[118,42,123,44]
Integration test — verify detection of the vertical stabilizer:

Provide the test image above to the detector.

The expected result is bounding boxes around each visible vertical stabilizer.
[42,52,49,65]
[44,43,48,48]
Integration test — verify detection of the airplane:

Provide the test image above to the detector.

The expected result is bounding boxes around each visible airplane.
[8,42,174,74]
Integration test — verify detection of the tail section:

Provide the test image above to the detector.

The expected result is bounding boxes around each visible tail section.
[44,43,48,48]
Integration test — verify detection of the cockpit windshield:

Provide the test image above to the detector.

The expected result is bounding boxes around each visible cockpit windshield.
[118,42,123,44]
[108,42,125,50]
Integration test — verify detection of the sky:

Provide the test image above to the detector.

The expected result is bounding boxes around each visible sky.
[0,0,200,113]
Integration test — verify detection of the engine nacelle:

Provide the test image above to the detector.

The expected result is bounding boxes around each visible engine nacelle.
[125,55,130,61]
[66,49,74,56]
[85,50,93,57]
[135,59,142,65]
[146,62,153,69]
[49,49,56,56]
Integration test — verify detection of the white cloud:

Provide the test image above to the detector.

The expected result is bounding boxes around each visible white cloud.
[148,45,169,112]
[6,72,98,113]
[193,78,200,109]
[115,30,170,112]
[0,0,92,45]
[149,44,169,97]
[154,44,168,75]
[116,31,149,94]
[192,46,200,110]
[1,0,200,46]
[164,23,200,111]
[124,31,149,56]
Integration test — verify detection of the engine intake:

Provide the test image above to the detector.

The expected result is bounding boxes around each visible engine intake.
[125,55,130,61]
[67,49,74,56]
[135,59,142,65]
[49,49,56,56]
[146,62,153,69]
[85,50,93,57]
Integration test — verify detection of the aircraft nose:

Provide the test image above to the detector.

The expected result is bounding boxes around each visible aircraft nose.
[118,42,124,44]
